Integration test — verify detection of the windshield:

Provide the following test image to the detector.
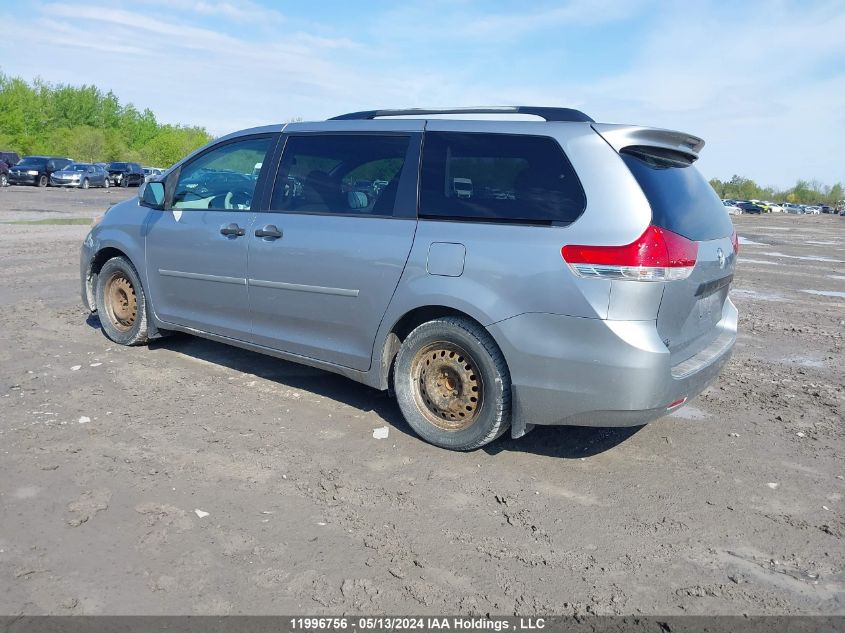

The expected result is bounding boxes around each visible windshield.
[109,162,128,169]
[67,164,89,171]
[17,157,47,167]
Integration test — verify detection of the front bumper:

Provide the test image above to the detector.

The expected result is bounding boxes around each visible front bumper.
[487,300,737,428]
[51,177,82,187]
[80,234,96,312]
[9,173,38,185]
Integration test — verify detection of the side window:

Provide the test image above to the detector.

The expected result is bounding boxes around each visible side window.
[172,136,273,210]
[270,134,410,216]
[419,132,586,225]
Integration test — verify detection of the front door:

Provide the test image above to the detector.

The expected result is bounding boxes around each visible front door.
[247,128,421,370]
[145,134,275,340]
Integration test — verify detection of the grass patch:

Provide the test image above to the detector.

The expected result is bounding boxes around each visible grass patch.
[6,217,94,225]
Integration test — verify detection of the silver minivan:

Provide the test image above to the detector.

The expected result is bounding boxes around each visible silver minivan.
[80,107,738,451]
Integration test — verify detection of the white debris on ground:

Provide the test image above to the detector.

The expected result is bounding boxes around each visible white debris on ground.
[194,509,209,518]
[372,426,389,439]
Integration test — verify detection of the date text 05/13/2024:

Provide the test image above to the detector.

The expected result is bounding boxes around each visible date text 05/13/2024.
[289,618,546,631]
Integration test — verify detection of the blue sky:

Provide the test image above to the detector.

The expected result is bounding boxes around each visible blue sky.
[3,0,844,188]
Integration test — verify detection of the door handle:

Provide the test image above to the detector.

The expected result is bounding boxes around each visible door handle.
[220,223,245,237]
[255,225,283,239]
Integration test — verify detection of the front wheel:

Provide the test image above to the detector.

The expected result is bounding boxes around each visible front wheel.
[81,178,89,190]
[0,173,7,187]
[121,177,129,188]
[95,256,149,346]
[393,316,511,451]
[37,174,47,187]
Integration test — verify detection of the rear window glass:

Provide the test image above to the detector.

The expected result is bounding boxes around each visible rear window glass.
[419,132,586,225]
[622,150,733,241]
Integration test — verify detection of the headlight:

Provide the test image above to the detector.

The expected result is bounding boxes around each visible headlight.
[27,170,38,175]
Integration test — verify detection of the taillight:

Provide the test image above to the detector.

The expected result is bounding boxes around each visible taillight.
[731,229,739,255]
[562,225,698,281]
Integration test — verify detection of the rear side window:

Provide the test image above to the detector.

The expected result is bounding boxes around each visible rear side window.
[419,132,586,225]
[270,134,410,216]
[621,149,733,241]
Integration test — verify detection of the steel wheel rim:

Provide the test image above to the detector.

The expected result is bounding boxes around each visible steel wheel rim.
[410,341,483,432]
[104,272,137,332]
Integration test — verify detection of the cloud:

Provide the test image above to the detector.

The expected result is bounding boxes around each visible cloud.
[2,0,843,187]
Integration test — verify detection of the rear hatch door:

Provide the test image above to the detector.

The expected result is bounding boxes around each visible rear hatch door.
[595,125,736,360]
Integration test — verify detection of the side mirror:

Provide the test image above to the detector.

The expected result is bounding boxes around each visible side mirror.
[140,181,166,210]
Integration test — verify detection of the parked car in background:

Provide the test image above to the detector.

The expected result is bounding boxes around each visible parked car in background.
[736,201,764,214]
[820,205,833,214]
[9,156,73,187]
[804,206,821,215]
[0,150,20,185]
[107,162,145,187]
[750,200,771,212]
[50,163,110,188]
[80,105,738,451]
[722,200,742,215]
[143,167,163,182]
[783,203,803,214]
[768,203,784,213]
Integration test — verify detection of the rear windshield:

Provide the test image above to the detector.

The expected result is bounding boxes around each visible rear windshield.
[419,132,586,225]
[622,149,733,241]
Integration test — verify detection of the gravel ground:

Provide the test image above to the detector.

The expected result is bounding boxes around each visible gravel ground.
[0,186,843,616]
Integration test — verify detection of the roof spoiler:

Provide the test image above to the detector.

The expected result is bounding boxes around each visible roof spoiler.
[592,123,704,162]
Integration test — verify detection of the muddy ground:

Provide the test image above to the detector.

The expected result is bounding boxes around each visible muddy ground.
[0,185,843,616]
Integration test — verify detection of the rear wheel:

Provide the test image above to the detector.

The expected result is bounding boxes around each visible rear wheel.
[95,257,149,346]
[393,316,511,451]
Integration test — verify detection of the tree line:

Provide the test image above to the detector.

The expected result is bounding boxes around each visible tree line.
[0,71,211,168]
[709,175,843,205]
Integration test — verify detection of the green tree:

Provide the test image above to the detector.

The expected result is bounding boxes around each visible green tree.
[0,70,212,166]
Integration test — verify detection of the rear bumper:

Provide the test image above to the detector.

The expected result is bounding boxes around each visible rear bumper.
[487,300,737,428]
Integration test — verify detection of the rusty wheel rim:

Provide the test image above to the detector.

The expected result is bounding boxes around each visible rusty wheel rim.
[104,272,137,332]
[410,342,483,432]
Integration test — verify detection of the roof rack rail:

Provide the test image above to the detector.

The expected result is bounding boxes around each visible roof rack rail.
[329,106,594,123]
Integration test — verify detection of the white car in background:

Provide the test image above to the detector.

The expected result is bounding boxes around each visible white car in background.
[805,206,821,215]
[768,203,784,213]
[722,200,742,215]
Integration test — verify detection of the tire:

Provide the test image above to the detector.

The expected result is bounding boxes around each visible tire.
[393,316,511,451]
[121,176,129,188]
[81,178,89,190]
[103,177,110,189]
[95,256,149,346]
[37,174,47,187]
[0,173,7,187]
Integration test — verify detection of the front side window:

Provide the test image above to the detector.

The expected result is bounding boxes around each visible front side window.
[270,134,410,216]
[172,136,273,210]
[419,132,586,225]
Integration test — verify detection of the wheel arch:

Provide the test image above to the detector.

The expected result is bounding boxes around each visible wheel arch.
[376,304,502,390]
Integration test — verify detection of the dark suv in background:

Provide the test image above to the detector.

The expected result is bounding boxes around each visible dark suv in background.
[9,156,73,187]
[107,162,145,187]
[0,151,20,187]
